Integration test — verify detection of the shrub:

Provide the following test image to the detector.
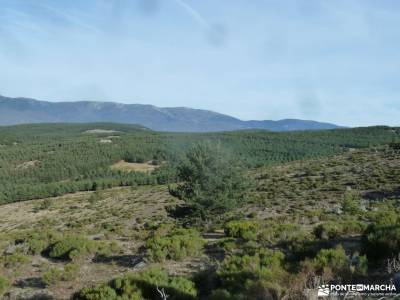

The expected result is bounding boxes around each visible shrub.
[120,267,196,300]
[96,241,122,257]
[48,235,96,260]
[23,230,59,255]
[299,245,368,283]
[0,276,10,296]
[217,248,286,292]
[353,254,368,275]
[313,223,342,240]
[33,198,52,212]
[224,220,257,241]
[259,223,300,245]
[247,280,283,300]
[363,210,400,260]
[341,192,360,215]
[74,267,196,300]
[43,267,63,286]
[63,263,80,281]
[111,277,143,300]
[208,289,232,300]
[74,285,118,300]
[2,253,29,268]
[216,238,238,253]
[314,220,366,241]
[146,228,204,262]
[313,246,349,274]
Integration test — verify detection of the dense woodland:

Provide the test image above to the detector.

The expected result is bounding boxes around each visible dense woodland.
[0,123,398,204]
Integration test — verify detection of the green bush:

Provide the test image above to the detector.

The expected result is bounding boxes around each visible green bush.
[74,285,118,300]
[353,254,368,275]
[224,220,257,241]
[259,223,300,245]
[313,246,349,274]
[208,289,233,300]
[117,267,196,300]
[48,235,96,260]
[0,276,10,296]
[217,248,286,292]
[146,228,204,262]
[63,263,80,281]
[247,280,283,300]
[42,267,63,286]
[314,220,366,240]
[23,230,59,255]
[313,223,342,240]
[74,267,196,300]
[111,277,143,300]
[2,253,29,268]
[341,192,360,215]
[216,238,238,253]
[298,246,368,284]
[363,210,400,260]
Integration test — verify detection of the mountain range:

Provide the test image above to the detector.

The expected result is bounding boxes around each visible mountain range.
[0,95,342,132]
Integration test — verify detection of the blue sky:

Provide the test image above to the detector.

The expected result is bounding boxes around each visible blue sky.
[0,0,399,126]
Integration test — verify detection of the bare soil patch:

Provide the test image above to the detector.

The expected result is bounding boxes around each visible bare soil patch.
[84,129,120,134]
[15,160,40,170]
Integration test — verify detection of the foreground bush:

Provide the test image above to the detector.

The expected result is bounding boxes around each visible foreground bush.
[224,220,258,241]
[74,267,196,300]
[42,267,63,286]
[301,245,367,283]
[1,253,29,268]
[48,235,96,260]
[22,229,60,255]
[76,285,119,300]
[0,276,10,296]
[313,220,366,240]
[363,210,400,260]
[313,246,350,274]
[217,248,286,292]
[146,228,204,262]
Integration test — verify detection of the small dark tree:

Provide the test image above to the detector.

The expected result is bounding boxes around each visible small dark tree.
[172,142,248,220]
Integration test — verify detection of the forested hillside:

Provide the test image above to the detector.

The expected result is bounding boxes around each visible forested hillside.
[1,141,400,299]
[0,123,398,204]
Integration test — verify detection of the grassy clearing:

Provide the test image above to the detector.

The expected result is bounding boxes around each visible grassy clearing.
[110,160,158,173]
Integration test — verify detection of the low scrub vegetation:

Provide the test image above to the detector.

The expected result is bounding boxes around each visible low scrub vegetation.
[0,125,399,299]
[0,276,10,297]
[48,235,97,260]
[146,226,204,262]
[74,267,196,300]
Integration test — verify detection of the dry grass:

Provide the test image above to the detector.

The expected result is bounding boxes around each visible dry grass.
[15,160,40,170]
[110,160,157,173]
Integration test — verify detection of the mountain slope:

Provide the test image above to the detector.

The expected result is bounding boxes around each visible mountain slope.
[0,95,341,132]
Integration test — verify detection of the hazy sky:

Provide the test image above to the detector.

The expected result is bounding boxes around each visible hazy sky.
[0,0,399,126]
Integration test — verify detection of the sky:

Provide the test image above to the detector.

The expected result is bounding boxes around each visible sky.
[0,0,399,127]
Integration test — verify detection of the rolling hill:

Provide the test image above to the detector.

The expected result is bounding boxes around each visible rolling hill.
[0,95,341,132]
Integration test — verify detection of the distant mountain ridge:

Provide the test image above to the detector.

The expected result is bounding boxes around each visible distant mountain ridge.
[0,95,342,132]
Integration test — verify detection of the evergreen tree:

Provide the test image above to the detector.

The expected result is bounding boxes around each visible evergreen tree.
[173,142,248,220]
